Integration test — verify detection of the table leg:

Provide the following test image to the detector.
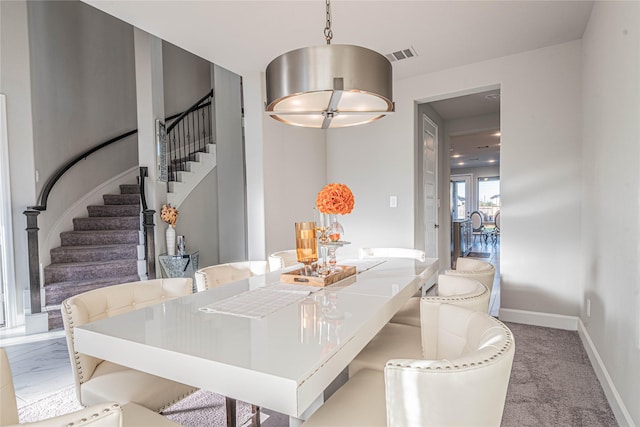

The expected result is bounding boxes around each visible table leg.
[225,397,237,427]
[251,404,261,427]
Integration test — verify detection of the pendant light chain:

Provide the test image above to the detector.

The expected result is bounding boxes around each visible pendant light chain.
[324,0,333,45]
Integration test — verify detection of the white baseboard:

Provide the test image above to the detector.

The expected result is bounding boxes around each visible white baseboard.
[498,308,578,330]
[578,320,635,427]
[498,308,635,427]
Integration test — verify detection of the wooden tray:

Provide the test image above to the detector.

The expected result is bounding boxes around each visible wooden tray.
[280,265,356,287]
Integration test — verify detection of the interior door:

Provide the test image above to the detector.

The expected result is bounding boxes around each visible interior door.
[423,114,438,258]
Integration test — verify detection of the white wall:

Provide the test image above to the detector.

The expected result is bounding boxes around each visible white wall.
[263,119,326,257]
[0,0,36,324]
[327,41,583,316]
[581,2,640,425]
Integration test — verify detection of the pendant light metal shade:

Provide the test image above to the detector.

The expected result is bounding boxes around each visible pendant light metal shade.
[265,44,394,129]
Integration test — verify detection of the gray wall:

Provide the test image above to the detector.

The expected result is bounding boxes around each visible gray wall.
[27,0,138,264]
[28,0,138,196]
[214,64,246,263]
[177,170,219,268]
[161,40,218,267]
[162,41,211,117]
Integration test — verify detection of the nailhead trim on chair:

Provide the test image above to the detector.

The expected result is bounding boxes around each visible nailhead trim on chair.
[64,404,120,426]
[386,320,514,371]
[158,389,198,413]
[422,291,487,303]
[63,300,87,385]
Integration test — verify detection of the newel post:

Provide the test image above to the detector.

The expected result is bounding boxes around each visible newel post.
[139,166,156,279]
[143,208,156,279]
[24,209,42,314]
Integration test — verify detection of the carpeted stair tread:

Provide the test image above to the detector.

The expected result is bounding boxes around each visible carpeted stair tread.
[119,184,140,194]
[44,274,142,306]
[60,230,139,246]
[73,216,139,231]
[44,259,138,283]
[87,204,140,217]
[50,244,138,263]
[103,194,139,205]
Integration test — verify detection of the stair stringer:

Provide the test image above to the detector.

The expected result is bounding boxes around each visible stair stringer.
[39,167,140,273]
[167,143,217,209]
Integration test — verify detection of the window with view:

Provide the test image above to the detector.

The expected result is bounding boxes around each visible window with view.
[477,177,500,221]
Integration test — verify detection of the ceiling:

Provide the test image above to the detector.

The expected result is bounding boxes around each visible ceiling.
[429,90,501,170]
[84,1,594,81]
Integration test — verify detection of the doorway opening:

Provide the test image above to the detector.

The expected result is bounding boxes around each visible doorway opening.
[416,88,501,316]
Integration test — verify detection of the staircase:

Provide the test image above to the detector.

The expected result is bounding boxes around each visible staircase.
[43,184,142,329]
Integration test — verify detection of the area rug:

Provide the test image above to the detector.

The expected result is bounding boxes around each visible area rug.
[467,251,491,258]
[18,386,82,422]
[18,386,287,427]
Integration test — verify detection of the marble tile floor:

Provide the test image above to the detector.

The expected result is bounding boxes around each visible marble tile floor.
[2,336,74,408]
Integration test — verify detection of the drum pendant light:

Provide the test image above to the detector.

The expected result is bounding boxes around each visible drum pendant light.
[265,0,394,129]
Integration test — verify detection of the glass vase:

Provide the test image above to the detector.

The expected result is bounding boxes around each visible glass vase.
[327,215,343,273]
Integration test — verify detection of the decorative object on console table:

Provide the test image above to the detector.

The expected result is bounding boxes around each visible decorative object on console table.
[316,183,354,273]
[161,204,179,256]
[158,251,200,293]
[177,235,186,256]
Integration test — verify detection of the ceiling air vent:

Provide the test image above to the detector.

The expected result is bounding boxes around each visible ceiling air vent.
[386,46,418,62]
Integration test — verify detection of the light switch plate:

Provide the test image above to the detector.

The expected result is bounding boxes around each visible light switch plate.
[389,196,397,208]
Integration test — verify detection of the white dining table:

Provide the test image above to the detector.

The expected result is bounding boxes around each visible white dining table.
[74,257,438,424]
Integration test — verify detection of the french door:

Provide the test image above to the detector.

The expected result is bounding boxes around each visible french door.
[450,174,472,220]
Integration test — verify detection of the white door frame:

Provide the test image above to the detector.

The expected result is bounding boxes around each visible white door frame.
[0,95,17,328]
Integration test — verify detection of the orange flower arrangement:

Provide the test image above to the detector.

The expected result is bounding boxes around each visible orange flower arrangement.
[160,204,178,227]
[316,183,355,215]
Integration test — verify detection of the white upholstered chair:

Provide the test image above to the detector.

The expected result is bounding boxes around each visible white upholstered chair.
[194,261,269,292]
[268,249,300,271]
[305,304,515,427]
[446,257,496,292]
[1,347,179,426]
[353,276,492,377]
[61,278,197,412]
[390,274,490,327]
[359,247,426,261]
